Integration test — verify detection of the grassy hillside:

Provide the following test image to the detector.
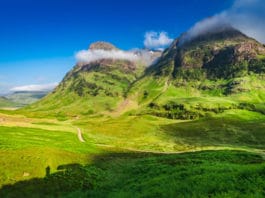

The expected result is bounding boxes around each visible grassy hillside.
[125,73,265,123]
[0,108,265,196]
[0,97,17,109]
[1,95,265,197]
[1,106,265,194]
[23,59,146,118]
[124,28,265,121]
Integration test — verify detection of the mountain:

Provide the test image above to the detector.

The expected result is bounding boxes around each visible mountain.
[25,42,161,118]
[150,26,265,78]
[127,27,265,119]
[0,91,49,109]
[89,41,118,50]
[0,96,17,109]
[6,91,49,107]
[23,28,265,120]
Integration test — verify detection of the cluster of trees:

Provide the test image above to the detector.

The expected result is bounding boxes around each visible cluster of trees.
[174,68,206,81]
[207,62,248,79]
[148,102,201,120]
[148,101,265,120]
[70,78,119,97]
[249,59,265,73]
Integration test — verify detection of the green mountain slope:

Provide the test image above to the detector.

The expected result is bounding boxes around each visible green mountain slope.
[16,27,265,154]
[24,42,160,118]
[150,26,265,78]
[6,91,48,107]
[0,96,17,109]
[128,27,265,120]
[22,28,265,121]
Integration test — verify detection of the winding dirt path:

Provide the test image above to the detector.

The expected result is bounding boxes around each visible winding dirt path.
[77,127,85,142]
[162,79,170,92]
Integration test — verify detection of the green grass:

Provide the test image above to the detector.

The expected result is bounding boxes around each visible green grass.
[75,115,183,151]
[257,54,265,60]
[1,150,265,197]
[0,125,100,188]
[1,104,265,197]
[0,126,97,153]
[0,148,90,188]
[131,74,265,122]
[1,109,264,195]
[162,110,265,150]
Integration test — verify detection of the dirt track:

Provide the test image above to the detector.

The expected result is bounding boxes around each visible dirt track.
[77,128,85,142]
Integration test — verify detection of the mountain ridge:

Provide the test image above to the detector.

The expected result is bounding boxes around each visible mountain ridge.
[148,26,265,79]
[89,41,118,51]
[22,26,265,120]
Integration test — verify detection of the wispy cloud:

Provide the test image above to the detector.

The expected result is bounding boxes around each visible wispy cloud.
[180,0,265,44]
[75,31,172,65]
[75,49,139,64]
[179,14,228,45]
[227,0,265,43]
[144,31,173,50]
[10,83,58,92]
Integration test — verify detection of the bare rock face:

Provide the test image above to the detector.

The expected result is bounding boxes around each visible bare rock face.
[234,42,259,61]
[89,41,118,51]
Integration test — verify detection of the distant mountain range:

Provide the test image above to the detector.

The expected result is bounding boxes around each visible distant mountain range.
[0,96,17,109]
[0,91,49,109]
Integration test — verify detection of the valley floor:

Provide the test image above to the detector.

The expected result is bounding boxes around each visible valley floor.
[1,109,265,197]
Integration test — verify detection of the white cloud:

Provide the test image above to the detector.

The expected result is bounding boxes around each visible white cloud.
[75,49,139,64]
[75,47,161,66]
[179,14,228,45]
[144,31,173,49]
[10,83,58,92]
[130,49,161,66]
[180,0,265,45]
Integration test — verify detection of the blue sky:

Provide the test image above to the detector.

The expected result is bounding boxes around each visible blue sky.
[1,0,264,94]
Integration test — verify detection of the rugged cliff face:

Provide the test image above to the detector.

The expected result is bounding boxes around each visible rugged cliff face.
[150,27,265,79]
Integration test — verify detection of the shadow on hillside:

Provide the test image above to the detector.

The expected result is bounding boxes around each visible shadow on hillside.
[0,150,264,197]
[0,152,159,198]
[160,117,265,149]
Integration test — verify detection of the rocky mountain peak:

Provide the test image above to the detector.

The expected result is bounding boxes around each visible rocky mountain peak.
[89,41,118,51]
[178,26,248,48]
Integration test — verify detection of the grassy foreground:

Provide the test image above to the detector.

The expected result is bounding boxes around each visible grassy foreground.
[0,109,265,197]
[1,150,265,197]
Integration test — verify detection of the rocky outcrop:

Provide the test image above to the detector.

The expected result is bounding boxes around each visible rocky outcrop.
[89,41,118,51]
